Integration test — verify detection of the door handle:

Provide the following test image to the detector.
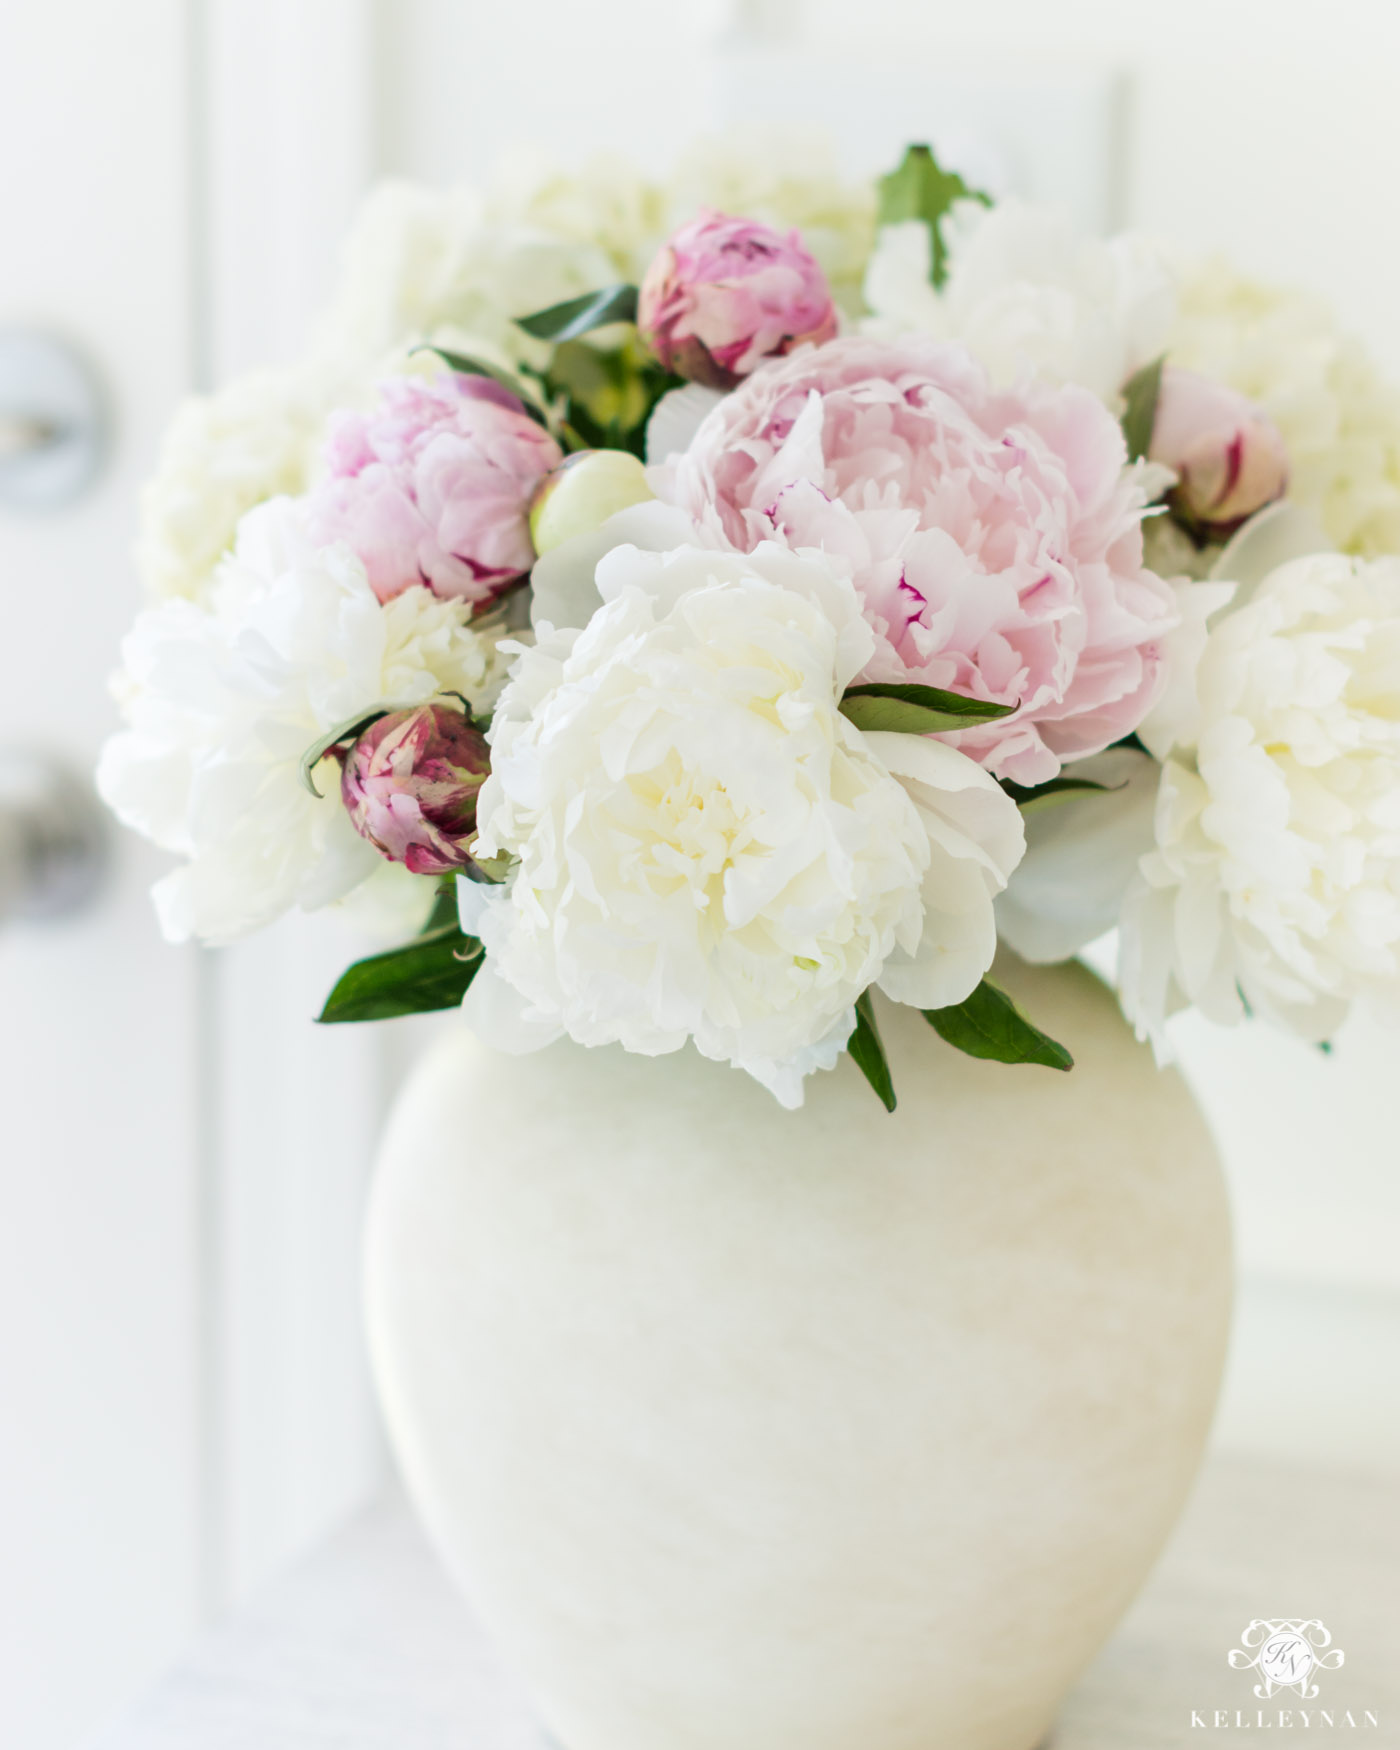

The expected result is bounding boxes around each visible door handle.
[0,753,107,924]
[0,330,104,510]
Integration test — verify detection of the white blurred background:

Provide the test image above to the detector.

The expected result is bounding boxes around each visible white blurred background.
[1,2,1397,1746]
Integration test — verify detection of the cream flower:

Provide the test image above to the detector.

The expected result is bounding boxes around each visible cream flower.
[865,198,1176,403]
[136,368,327,601]
[489,129,878,312]
[318,179,620,373]
[485,149,669,286]
[460,542,1024,1106]
[1119,552,1400,1045]
[1171,261,1400,559]
[99,499,490,946]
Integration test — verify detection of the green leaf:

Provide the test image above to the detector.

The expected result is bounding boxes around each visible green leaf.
[421,876,462,935]
[1120,355,1165,463]
[517,284,639,342]
[876,143,992,287]
[999,776,1120,816]
[923,978,1074,1071]
[414,345,554,429]
[848,990,897,1112]
[298,705,407,798]
[317,926,484,1024]
[840,682,1018,735]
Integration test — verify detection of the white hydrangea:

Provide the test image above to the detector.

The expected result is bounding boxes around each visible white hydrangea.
[865,198,1176,403]
[317,179,622,374]
[136,367,328,601]
[1170,260,1400,559]
[99,499,491,946]
[484,150,669,286]
[1119,552,1400,1046]
[459,542,1024,1106]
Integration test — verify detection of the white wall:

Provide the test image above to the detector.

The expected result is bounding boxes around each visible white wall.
[0,8,205,1748]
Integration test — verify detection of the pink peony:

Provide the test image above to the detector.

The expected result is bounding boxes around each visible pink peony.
[340,702,490,876]
[1149,366,1289,536]
[308,372,562,607]
[664,335,1177,784]
[638,209,839,390]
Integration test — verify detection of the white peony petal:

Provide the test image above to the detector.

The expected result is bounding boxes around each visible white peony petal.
[1207,500,1334,602]
[996,748,1161,964]
[528,499,697,632]
[1119,552,1400,1046]
[1136,579,1237,761]
[644,383,728,464]
[459,957,565,1053]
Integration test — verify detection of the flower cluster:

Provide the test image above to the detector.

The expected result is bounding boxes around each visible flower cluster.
[100,136,1400,1105]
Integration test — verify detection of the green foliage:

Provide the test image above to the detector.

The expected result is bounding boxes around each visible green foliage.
[1120,355,1166,463]
[998,775,1119,816]
[839,682,1018,735]
[848,990,897,1112]
[317,924,484,1024]
[517,284,639,342]
[923,978,1074,1070]
[298,705,403,798]
[877,143,992,287]
[546,338,681,458]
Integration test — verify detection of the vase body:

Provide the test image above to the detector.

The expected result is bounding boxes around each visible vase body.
[365,957,1232,1750]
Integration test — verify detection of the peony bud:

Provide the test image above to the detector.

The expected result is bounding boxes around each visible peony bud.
[340,702,490,876]
[637,208,839,389]
[1149,366,1289,536]
[528,449,654,556]
[306,372,563,607]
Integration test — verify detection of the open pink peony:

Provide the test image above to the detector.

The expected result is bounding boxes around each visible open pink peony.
[308,372,562,607]
[664,336,1177,784]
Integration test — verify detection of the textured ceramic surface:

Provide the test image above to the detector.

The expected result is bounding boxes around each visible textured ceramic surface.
[366,958,1233,1750]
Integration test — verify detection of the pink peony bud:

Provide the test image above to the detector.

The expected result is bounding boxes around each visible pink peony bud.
[307,372,563,607]
[1149,366,1289,536]
[340,702,491,877]
[637,209,839,389]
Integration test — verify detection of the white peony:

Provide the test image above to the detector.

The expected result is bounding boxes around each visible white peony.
[1170,260,1400,559]
[485,150,668,287]
[318,179,621,374]
[865,199,1176,403]
[459,541,1024,1106]
[136,368,328,602]
[1119,552,1400,1046]
[99,499,491,946]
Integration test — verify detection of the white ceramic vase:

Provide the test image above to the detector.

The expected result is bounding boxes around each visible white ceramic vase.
[366,957,1232,1750]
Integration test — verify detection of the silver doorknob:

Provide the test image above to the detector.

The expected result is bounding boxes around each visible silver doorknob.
[0,330,105,510]
[0,753,107,924]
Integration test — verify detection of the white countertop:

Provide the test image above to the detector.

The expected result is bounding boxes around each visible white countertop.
[97,1454,1400,1748]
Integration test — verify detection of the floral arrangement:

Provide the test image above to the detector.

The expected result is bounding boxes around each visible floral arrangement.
[99,133,1400,1109]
